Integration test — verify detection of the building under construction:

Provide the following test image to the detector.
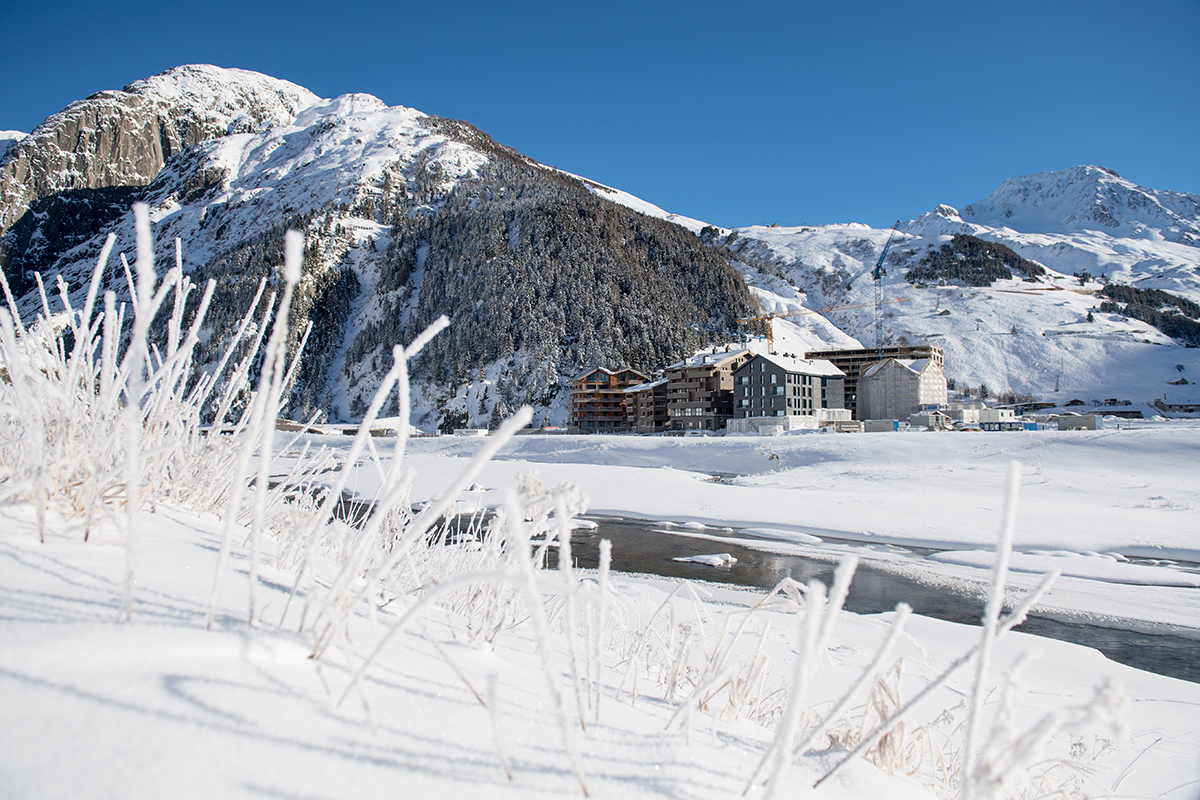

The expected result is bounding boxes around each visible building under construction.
[805,344,944,420]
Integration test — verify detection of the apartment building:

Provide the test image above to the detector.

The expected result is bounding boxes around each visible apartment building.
[625,377,670,434]
[663,349,752,432]
[569,367,648,432]
[730,353,846,427]
[857,357,948,422]
[805,344,944,420]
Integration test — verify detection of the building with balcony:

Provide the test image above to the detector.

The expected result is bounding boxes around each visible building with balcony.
[663,349,753,432]
[569,367,649,432]
[625,377,670,434]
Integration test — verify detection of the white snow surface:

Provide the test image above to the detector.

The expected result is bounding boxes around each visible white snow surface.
[121,64,321,131]
[4,421,1200,798]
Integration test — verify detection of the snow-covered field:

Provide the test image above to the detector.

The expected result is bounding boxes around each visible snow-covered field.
[6,422,1199,798]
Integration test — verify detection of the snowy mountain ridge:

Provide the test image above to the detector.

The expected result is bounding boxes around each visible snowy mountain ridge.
[0,64,319,234]
[957,165,1199,243]
[705,167,1200,410]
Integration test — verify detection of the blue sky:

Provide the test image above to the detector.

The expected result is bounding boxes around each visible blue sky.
[2,0,1197,229]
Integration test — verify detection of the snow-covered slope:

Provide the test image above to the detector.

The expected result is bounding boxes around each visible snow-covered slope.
[722,168,1200,408]
[901,166,1200,302]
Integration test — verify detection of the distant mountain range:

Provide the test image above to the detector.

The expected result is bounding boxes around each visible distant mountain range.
[687,165,1200,410]
[2,65,1197,427]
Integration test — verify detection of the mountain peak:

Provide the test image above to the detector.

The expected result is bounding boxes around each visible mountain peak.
[119,64,320,126]
[0,65,321,234]
[951,165,1200,244]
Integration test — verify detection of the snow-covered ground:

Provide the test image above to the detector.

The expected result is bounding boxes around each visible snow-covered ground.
[4,409,1200,798]
[5,419,1200,798]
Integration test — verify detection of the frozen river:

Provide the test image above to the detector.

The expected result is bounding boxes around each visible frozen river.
[553,516,1200,684]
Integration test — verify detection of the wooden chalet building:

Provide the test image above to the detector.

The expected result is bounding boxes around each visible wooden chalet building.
[569,367,648,432]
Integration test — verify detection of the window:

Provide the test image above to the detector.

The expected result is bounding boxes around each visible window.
[743,387,749,397]
[739,399,749,408]
[770,374,777,384]
[775,410,785,417]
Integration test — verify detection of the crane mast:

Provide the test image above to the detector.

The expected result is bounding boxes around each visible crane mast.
[873,222,901,357]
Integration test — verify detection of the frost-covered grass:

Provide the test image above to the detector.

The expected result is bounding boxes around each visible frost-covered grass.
[2,213,1194,799]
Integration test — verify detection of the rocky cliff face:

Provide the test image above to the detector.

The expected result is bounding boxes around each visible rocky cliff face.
[0,65,318,235]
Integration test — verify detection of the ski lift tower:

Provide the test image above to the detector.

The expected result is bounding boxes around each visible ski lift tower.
[872,222,901,358]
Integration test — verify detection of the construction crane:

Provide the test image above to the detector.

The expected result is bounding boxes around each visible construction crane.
[873,222,902,357]
[737,296,909,353]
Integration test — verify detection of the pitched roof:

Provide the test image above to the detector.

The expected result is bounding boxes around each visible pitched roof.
[571,366,646,382]
[665,348,753,370]
[740,352,845,377]
[862,358,934,379]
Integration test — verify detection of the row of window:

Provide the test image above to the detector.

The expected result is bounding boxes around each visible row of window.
[738,397,817,409]
[582,371,643,384]
[736,372,822,386]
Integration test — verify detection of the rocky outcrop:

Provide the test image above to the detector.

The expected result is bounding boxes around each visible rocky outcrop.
[0,64,317,235]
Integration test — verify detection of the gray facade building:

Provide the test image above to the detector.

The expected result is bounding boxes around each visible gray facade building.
[731,353,845,420]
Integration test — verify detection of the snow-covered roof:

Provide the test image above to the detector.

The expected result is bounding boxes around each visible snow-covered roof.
[740,352,845,377]
[862,358,934,380]
[572,366,646,382]
[665,348,752,371]
[625,377,669,393]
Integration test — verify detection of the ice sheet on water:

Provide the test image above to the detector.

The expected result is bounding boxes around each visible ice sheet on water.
[672,553,737,567]
[927,549,1200,587]
[740,527,823,545]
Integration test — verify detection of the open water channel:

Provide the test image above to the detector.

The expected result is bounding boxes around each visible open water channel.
[545,516,1200,684]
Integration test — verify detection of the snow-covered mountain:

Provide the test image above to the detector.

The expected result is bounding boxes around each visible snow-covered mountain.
[3,65,1197,424]
[0,65,319,235]
[902,165,1200,301]
[696,167,1200,411]
[0,66,757,429]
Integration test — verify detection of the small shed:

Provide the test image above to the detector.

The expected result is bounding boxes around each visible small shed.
[1058,415,1101,431]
